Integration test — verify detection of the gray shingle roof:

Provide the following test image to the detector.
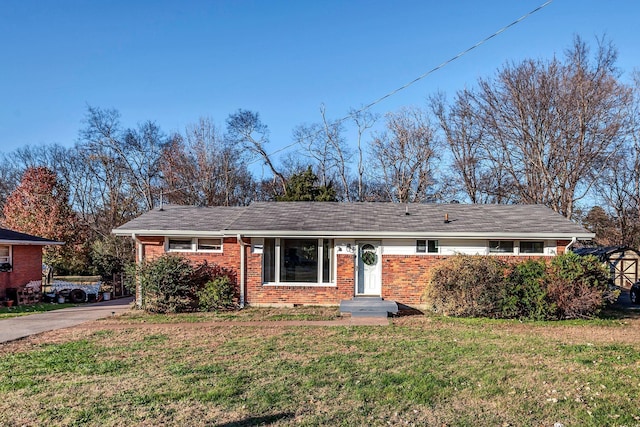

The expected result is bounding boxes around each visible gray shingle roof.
[0,228,63,245]
[113,205,245,235]
[114,202,593,239]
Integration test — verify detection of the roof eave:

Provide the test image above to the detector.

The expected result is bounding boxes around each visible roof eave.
[225,230,595,240]
[112,229,225,237]
[0,240,64,245]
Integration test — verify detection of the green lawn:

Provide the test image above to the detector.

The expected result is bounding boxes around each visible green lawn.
[1,309,639,426]
[0,302,78,319]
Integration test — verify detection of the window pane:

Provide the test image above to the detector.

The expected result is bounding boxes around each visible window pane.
[0,246,9,257]
[520,241,544,254]
[322,239,333,283]
[489,240,514,253]
[263,238,276,282]
[416,240,426,253]
[198,238,222,251]
[280,239,318,282]
[428,240,439,253]
[168,239,192,250]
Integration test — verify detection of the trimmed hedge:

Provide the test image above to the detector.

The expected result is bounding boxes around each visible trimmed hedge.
[425,252,617,320]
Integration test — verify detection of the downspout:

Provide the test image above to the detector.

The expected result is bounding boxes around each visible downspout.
[237,234,246,308]
[565,237,578,253]
[132,233,143,308]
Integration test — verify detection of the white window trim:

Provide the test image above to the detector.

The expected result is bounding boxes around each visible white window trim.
[0,244,11,265]
[165,237,223,253]
[487,240,515,255]
[518,240,546,255]
[263,238,336,287]
[416,239,439,255]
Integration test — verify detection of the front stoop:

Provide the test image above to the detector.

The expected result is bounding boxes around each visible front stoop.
[339,297,398,318]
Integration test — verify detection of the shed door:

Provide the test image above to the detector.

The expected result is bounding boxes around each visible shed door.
[356,241,382,295]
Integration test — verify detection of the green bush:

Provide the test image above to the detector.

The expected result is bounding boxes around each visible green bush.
[125,255,238,313]
[424,255,507,318]
[126,255,197,313]
[197,276,236,311]
[426,253,617,320]
[502,260,551,320]
[546,252,617,319]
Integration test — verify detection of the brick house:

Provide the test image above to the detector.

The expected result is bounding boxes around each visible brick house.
[113,202,594,309]
[0,227,63,300]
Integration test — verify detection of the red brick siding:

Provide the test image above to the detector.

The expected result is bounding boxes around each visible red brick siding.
[245,252,355,306]
[382,254,550,307]
[138,236,241,271]
[0,245,43,298]
[557,240,571,254]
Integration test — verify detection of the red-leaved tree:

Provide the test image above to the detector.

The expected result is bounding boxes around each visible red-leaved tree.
[2,167,85,273]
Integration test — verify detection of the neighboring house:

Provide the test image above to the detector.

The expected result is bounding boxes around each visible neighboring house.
[0,227,63,300]
[113,202,594,309]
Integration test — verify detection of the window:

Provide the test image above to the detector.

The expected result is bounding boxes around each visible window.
[197,238,222,252]
[417,240,438,254]
[168,238,193,251]
[167,238,223,252]
[263,238,334,284]
[489,240,514,254]
[520,241,544,254]
[0,245,10,264]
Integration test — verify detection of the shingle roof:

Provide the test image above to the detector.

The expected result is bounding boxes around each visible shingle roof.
[0,228,63,245]
[114,202,593,239]
[113,205,245,235]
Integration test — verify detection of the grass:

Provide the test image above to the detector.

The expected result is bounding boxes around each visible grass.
[2,309,640,426]
[0,302,78,319]
[109,305,341,323]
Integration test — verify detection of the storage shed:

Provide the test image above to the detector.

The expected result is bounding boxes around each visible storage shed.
[573,246,640,288]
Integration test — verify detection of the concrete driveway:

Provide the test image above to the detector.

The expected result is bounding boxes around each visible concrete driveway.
[0,297,133,343]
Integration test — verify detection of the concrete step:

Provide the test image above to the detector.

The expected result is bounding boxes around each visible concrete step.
[339,297,398,318]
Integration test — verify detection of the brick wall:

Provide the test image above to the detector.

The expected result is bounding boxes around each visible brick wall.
[134,236,572,308]
[0,245,43,298]
[245,252,355,306]
[138,236,241,271]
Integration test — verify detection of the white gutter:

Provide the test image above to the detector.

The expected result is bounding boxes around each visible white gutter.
[237,234,246,309]
[565,237,579,252]
[225,230,596,240]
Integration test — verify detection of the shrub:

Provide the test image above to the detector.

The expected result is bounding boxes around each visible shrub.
[425,255,507,318]
[197,276,236,311]
[502,259,552,320]
[125,256,239,313]
[126,254,198,313]
[545,252,617,319]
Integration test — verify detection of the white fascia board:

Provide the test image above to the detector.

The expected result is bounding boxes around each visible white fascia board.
[112,229,224,237]
[225,230,595,240]
[0,240,64,245]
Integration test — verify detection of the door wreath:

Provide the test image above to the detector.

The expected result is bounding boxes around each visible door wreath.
[361,246,377,266]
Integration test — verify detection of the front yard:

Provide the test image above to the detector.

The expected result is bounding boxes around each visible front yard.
[1,308,639,426]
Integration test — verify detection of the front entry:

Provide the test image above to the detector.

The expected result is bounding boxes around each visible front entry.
[356,241,382,295]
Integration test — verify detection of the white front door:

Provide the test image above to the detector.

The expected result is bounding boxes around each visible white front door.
[356,241,382,295]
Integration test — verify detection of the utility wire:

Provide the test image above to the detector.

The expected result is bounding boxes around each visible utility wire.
[161,0,553,198]
[246,0,553,164]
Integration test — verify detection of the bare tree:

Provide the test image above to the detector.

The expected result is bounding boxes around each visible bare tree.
[293,105,352,201]
[370,107,440,203]
[437,37,631,218]
[349,108,378,202]
[161,118,255,206]
[226,110,287,196]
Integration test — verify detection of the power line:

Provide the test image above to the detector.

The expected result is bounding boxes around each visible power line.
[162,0,553,196]
[247,0,553,165]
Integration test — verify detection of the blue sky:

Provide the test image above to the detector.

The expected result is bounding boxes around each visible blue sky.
[1,0,639,173]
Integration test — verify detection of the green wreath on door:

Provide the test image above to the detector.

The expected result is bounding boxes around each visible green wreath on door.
[361,247,377,266]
